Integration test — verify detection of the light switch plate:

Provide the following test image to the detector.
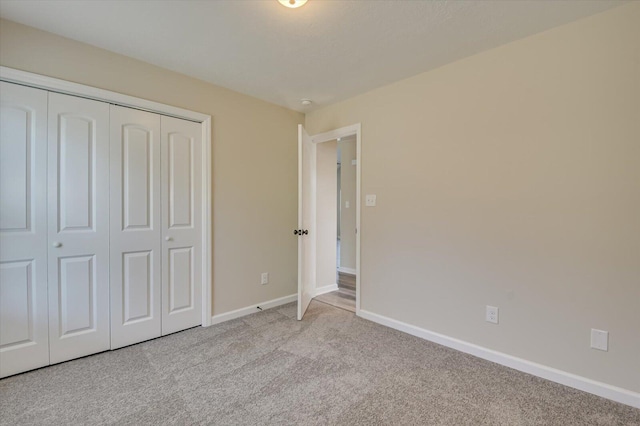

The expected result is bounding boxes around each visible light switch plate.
[590,329,608,351]
[365,194,376,207]
[351,159,357,166]
[345,201,350,208]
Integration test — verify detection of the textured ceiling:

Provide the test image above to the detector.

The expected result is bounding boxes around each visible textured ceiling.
[0,0,624,112]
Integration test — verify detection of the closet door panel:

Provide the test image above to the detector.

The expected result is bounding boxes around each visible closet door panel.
[110,106,161,349]
[168,247,193,312]
[161,116,202,335]
[58,255,95,335]
[47,93,110,364]
[0,82,49,377]
[58,115,94,230]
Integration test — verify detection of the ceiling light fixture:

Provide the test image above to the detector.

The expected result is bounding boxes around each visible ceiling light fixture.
[300,99,312,106]
[278,0,308,9]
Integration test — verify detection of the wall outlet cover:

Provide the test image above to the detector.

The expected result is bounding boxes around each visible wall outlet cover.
[486,305,499,324]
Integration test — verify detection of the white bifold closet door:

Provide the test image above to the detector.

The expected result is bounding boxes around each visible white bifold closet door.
[47,93,110,364]
[161,116,202,335]
[0,82,50,377]
[110,106,162,349]
[1,83,203,374]
[110,112,202,343]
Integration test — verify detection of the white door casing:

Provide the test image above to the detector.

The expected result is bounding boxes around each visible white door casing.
[0,82,50,377]
[161,116,202,335]
[109,106,162,349]
[47,93,110,364]
[297,125,316,320]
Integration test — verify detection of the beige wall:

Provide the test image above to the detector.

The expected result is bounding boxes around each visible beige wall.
[0,19,304,316]
[315,141,338,289]
[339,138,357,271]
[306,3,640,393]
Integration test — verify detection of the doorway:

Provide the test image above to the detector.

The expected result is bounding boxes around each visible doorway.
[314,135,357,312]
[296,124,361,320]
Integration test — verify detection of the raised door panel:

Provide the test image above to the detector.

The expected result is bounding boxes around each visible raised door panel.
[123,251,153,323]
[110,106,161,349]
[168,247,193,313]
[0,261,34,347]
[161,116,202,335]
[58,115,94,231]
[48,93,110,364]
[123,126,152,230]
[0,106,30,232]
[168,133,193,228]
[0,82,49,377]
[58,255,95,336]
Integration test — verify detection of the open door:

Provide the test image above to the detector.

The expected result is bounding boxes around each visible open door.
[297,125,316,320]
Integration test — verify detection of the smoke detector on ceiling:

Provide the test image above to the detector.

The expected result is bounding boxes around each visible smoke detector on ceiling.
[300,99,312,106]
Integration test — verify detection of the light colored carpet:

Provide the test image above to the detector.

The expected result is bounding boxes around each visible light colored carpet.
[1,301,638,425]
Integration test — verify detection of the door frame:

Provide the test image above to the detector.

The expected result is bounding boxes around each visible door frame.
[0,66,214,327]
[310,124,361,314]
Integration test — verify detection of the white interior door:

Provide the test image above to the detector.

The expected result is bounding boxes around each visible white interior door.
[161,116,202,335]
[0,82,50,377]
[297,125,316,320]
[47,93,110,364]
[109,106,162,349]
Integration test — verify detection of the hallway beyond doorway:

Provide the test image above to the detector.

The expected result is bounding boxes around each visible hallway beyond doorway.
[314,272,356,313]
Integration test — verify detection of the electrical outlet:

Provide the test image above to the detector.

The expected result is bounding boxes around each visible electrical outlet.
[590,329,608,351]
[261,272,269,285]
[365,194,377,207]
[486,306,499,324]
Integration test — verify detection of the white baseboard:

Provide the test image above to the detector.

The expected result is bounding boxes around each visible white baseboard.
[314,284,338,297]
[358,309,640,409]
[210,294,296,325]
[337,267,356,275]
